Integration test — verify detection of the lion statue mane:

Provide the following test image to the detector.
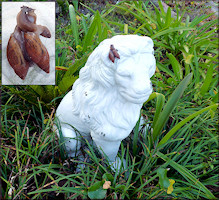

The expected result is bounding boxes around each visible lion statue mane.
[55,35,156,168]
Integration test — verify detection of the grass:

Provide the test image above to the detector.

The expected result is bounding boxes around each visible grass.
[1,0,218,199]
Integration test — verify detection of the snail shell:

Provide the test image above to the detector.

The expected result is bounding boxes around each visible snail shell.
[24,32,50,73]
[109,50,115,63]
[7,26,31,80]
[109,44,120,63]
[7,34,29,80]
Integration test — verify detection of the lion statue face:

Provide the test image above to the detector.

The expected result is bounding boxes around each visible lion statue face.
[115,52,155,104]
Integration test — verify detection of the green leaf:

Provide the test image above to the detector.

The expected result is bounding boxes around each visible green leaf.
[114,4,156,25]
[82,11,99,52]
[158,103,218,147]
[115,184,126,191]
[154,6,162,28]
[156,152,215,199]
[72,0,78,10]
[102,173,114,182]
[166,52,183,80]
[144,92,158,104]
[133,117,141,156]
[17,149,41,164]
[189,13,215,28]
[69,4,79,47]
[165,7,172,27]
[152,73,192,142]
[96,10,102,43]
[156,62,175,78]
[58,53,89,93]
[152,93,165,129]
[30,85,46,99]
[200,64,214,96]
[88,181,106,200]
[158,0,165,16]
[151,27,193,39]
[65,29,72,35]
[157,168,170,189]
[58,75,78,93]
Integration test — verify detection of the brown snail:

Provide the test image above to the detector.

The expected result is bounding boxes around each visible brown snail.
[7,6,51,80]
[109,44,120,63]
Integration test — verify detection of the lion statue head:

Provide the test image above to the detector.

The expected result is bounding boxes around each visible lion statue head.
[56,35,156,166]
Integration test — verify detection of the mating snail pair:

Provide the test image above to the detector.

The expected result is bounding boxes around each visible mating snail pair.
[7,6,51,80]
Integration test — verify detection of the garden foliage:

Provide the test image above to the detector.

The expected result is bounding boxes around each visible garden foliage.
[1,1,218,199]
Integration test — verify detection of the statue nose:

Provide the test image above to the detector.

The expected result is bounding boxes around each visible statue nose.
[134,80,152,94]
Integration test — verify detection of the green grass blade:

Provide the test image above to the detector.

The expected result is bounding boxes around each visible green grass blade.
[165,7,172,27]
[69,4,79,47]
[189,13,214,28]
[152,93,165,128]
[133,117,140,156]
[166,52,183,80]
[82,11,99,52]
[58,53,89,93]
[151,27,193,39]
[156,151,216,199]
[156,62,175,77]
[144,92,158,104]
[15,128,20,169]
[158,104,218,147]
[38,100,45,130]
[79,2,96,14]
[72,0,78,10]
[200,64,214,96]
[154,5,162,29]
[158,0,165,16]
[58,75,78,94]
[18,149,41,164]
[152,73,192,142]
[134,174,158,194]
[114,3,156,24]
[81,16,88,35]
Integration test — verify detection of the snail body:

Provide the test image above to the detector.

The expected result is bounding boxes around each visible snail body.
[7,6,51,80]
[17,6,37,32]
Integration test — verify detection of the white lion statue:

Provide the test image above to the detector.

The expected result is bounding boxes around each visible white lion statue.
[55,35,156,169]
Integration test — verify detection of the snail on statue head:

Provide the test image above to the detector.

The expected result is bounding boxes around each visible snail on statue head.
[6,6,51,80]
[55,35,156,170]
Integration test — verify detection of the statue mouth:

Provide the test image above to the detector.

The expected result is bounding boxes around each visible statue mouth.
[120,89,152,104]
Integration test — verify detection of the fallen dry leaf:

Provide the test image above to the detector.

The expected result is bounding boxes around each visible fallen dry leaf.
[103,180,111,189]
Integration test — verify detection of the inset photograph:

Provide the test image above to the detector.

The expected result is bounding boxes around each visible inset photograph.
[2,2,55,85]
